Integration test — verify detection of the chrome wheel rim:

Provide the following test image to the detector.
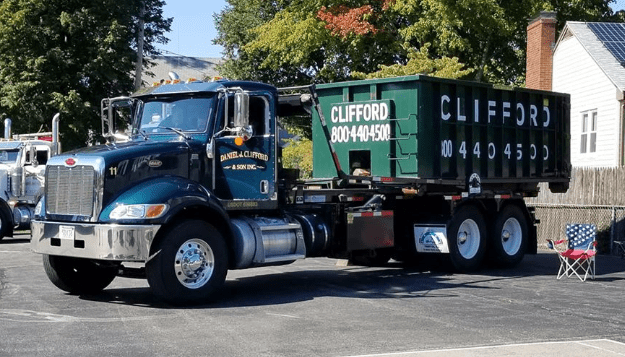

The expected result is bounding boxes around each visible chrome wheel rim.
[501,217,522,255]
[457,219,480,259]
[174,238,215,289]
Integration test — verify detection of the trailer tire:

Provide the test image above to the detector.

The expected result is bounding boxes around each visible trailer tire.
[490,205,528,268]
[146,220,228,305]
[447,205,487,272]
[42,255,118,294]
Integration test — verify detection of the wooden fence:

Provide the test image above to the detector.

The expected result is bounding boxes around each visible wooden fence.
[525,167,625,254]
[526,167,625,205]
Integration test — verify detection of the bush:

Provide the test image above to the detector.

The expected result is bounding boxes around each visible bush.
[282,138,313,179]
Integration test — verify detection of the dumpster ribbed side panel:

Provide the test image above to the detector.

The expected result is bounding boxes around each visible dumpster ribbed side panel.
[312,75,570,188]
[424,78,568,181]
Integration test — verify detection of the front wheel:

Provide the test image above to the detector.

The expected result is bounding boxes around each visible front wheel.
[447,205,487,272]
[489,205,528,268]
[146,220,228,305]
[42,255,118,294]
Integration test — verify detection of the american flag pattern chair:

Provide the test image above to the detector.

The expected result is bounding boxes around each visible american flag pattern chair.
[547,223,597,282]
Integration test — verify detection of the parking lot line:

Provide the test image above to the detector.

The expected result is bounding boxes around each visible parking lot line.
[345,339,625,357]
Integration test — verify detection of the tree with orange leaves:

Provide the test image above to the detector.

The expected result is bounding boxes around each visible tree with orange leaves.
[317,5,379,38]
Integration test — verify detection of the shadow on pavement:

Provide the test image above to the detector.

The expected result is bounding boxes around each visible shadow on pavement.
[78,251,625,309]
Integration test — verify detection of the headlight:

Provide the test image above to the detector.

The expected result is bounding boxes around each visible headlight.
[110,204,168,219]
[34,199,44,217]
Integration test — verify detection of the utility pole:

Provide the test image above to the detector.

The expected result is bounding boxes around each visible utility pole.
[134,3,146,90]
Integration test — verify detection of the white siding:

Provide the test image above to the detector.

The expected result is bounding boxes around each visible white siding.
[553,35,622,167]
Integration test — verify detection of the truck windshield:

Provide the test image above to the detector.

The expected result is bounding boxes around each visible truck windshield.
[137,96,215,134]
[0,149,19,164]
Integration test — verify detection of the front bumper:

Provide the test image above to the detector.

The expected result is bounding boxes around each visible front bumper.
[30,220,161,261]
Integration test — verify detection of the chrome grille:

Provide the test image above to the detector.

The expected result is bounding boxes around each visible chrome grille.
[46,165,95,216]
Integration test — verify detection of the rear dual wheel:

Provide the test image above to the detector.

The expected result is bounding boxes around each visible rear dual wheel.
[447,205,487,272]
[447,204,528,271]
[490,205,528,268]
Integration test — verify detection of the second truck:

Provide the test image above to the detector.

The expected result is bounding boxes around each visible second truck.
[30,75,570,304]
[0,114,60,240]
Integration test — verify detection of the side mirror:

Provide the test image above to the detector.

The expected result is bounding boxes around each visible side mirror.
[234,92,249,128]
[26,146,38,167]
[206,140,214,159]
[101,97,134,143]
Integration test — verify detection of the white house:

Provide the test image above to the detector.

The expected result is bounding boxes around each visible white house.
[528,12,625,168]
[553,21,625,168]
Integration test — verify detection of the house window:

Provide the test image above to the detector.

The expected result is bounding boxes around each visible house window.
[581,111,597,153]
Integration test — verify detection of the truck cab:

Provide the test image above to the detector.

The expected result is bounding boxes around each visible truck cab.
[31,79,313,303]
[0,115,60,240]
[110,79,279,207]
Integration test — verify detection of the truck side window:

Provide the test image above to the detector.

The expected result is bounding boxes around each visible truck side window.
[249,96,269,136]
[219,94,269,136]
[226,95,235,128]
[36,150,48,165]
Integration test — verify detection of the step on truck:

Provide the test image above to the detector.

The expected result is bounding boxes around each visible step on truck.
[0,114,60,240]
[30,75,570,304]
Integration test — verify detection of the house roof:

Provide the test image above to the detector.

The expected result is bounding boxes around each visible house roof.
[144,56,223,85]
[556,22,625,91]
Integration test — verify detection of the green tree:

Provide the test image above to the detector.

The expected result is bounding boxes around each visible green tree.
[215,0,403,85]
[281,138,313,178]
[390,0,616,84]
[214,0,313,86]
[0,0,171,150]
[214,0,618,86]
[352,44,473,80]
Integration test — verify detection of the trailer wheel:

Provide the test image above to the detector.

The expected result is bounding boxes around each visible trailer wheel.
[447,205,487,272]
[146,220,228,305]
[490,205,528,268]
[42,255,118,294]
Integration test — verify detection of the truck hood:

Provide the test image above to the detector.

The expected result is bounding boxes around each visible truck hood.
[47,139,205,213]
[60,139,194,163]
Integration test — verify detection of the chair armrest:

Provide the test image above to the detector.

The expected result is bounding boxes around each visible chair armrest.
[547,239,567,252]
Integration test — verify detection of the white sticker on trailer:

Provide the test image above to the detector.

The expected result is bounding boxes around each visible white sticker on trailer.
[305,195,327,203]
[414,225,449,253]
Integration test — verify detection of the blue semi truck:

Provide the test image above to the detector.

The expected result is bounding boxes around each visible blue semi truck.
[30,75,570,304]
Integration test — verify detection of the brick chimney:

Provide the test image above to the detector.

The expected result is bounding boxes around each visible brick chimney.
[526,11,557,90]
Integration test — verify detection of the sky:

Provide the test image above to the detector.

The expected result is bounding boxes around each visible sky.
[159,0,625,59]
[157,0,227,58]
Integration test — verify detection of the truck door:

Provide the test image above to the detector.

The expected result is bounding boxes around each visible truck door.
[213,92,277,210]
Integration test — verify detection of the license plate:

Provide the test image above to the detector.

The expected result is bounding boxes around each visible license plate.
[59,225,75,240]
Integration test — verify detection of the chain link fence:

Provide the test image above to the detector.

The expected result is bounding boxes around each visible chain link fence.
[528,203,625,255]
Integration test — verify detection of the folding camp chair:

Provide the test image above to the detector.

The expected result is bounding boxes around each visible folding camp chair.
[547,223,597,282]
[614,240,625,259]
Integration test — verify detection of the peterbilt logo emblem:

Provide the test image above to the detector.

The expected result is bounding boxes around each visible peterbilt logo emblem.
[148,160,162,168]
[65,158,76,166]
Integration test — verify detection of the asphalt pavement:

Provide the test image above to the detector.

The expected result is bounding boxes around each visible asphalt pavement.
[1,233,625,356]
